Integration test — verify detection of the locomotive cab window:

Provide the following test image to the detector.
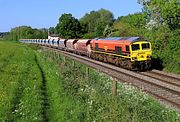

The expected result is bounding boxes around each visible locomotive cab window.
[131,44,140,51]
[142,43,150,50]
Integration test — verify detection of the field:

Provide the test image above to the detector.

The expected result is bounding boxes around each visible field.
[0,41,179,121]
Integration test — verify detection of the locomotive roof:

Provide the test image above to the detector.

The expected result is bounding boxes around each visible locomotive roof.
[95,37,149,43]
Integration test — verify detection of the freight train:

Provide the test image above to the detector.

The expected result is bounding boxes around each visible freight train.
[20,37,152,71]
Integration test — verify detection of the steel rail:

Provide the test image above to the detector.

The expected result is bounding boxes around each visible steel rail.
[140,72,180,87]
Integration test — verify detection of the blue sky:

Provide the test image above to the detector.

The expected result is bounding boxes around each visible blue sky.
[0,0,143,32]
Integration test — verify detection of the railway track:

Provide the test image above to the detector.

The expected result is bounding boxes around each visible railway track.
[141,70,180,88]
[41,46,180,110]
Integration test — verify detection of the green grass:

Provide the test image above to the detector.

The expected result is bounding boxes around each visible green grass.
[0,42,43,121]
[0,41,179,121]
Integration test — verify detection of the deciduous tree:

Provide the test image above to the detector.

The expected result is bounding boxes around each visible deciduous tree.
[80,9,114,38]
[56,14,82,39]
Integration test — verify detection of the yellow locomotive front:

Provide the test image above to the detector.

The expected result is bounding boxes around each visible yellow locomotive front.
[130,41,152,70]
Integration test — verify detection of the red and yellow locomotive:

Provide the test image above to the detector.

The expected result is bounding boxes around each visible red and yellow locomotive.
[90,37,152,70]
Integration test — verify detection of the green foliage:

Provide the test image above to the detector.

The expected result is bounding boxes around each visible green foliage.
[138,0,180,29]
[151,28,180,73]
[81,32,97,39]
[49,27,58,35]
[111,21,137,37]
[56,13,82,39]
[7,26,48,41]
[111,13,147,37]
[118,13,147,29]
[80,9,114,38]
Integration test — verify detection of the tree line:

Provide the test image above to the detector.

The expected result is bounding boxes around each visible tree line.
[5,26,48,41]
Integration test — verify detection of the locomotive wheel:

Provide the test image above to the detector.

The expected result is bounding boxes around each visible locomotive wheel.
[114,58,119,66]
[118,58,123,67]
[139,62,145,71]
[144,63,149,71]
[147,63,152,70]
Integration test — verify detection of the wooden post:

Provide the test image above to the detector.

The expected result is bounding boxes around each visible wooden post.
[63,56,66,64]
[59,54,62,62]
[54,51,57,61]
[86,66,90,81]
[52,51,54,59]
[48,50,51,58]
[51,51,54,60]
[43,49,45,57]
[47,51,50,59]
[46,51,48,59]
[49,50,52,59]
[49,50,52,60]
[57,52,59,62]
[112,79,117,96]
[52,51,55,59]
[72,60,75,67]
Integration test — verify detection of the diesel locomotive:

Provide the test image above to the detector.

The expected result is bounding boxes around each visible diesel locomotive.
[20,37,152,71]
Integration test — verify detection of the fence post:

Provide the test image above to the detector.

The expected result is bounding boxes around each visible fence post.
[112,79,117,96]
[86,66,90,81]
[47,50,50,59]
[54,51,56,57]
[72,60,75,67]
[54,51,57,61]
[63,56,66,64]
